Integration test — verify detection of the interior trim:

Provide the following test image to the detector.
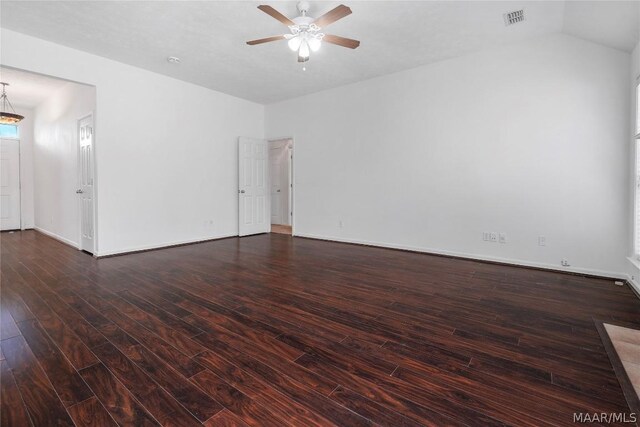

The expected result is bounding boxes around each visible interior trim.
[34,227,79,250]
[295,232,629,283]
[94,233,238,258]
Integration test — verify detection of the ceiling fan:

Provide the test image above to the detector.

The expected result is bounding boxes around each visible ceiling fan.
[246,1,360,63]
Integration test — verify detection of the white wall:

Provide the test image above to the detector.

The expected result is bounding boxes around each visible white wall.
[1,29,264,255]
[33,82,95,246]
[2,29,632,278]
[267,34,630,278]
[627,39,640,289]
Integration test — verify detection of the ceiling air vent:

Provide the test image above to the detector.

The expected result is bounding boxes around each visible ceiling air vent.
[504,9,525,26]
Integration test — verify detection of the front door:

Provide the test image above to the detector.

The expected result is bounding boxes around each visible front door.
[0,138,21,230]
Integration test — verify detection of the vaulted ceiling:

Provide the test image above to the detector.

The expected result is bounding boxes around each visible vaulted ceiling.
[1,1,638,104]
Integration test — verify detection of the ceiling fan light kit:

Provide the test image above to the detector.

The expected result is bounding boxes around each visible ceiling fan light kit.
[247,1,360,65]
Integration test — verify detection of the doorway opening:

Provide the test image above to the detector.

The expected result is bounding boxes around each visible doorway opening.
[269,138,293,235]
[0,66,97,253]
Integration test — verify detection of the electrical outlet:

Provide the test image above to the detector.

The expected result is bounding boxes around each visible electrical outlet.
[338,220,343,228]
[499,233,507,243]
[482,232,490,241]
[561,259,570,267]
[489,232,498,242]
[538,236,546,246]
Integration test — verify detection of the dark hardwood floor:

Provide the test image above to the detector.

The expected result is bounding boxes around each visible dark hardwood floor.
[1,230,639,426]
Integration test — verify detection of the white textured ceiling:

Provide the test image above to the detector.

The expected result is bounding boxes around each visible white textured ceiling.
[0,1,637,104]
[0,66,69,108]
[562,1,639,53]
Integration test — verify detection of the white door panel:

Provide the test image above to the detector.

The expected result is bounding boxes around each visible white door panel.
[0,139,20,230]
[238,137,270,236]
[78,115,94,253]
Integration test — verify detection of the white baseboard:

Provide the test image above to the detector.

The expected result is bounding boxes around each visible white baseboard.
[34,227,79,249]
[294,232,627,280]
[32,226,636,295]
[625,274,640,296]
[95,233,237,257]
[625,258,640,297]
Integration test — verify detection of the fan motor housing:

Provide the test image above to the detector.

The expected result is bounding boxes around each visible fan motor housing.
[297,1,311,14]
[292,16,314,26]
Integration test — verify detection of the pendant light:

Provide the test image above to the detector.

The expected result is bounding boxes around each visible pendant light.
[0,83,24,125]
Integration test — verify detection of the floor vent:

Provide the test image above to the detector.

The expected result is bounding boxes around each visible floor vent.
[504,9,525,26]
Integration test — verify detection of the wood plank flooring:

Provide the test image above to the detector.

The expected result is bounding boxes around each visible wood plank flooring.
[1,230,639,426]
[271,225,292,235]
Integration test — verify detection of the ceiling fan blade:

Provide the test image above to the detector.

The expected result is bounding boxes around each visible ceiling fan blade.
[246,35,286,45]
[257,5,295,26]
[323,34,360,49]
[313,5,352,28]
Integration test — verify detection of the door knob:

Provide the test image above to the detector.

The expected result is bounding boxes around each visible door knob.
[76,189,84,194]
[277,189,281,193]
[239,190,245,194]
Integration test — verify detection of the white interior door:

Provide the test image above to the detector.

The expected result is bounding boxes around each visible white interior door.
[78,115,94,253]
[238,137,270,236]
[270,146,282,224]
[0,139,21,231]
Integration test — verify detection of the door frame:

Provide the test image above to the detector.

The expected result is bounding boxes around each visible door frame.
[268,137,295,235]
[268,139,289,225]
[1,137,22,231]
[77,112,98,254]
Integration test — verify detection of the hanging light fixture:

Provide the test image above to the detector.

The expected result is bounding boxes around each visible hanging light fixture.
[279,2,325,64]
[0,83,24,125]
